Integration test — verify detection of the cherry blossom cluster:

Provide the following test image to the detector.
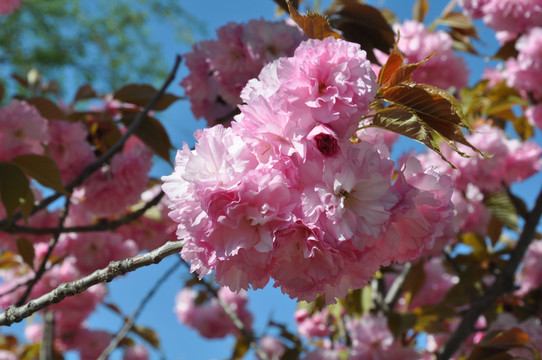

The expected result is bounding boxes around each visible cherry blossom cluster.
[458,0,542,43]
[0,98,177,359]
[181,19,305,126]
[391,20,469,92]
[163,36,455,303]
[418,123,542,236]
[174,287,252,338]
[372,20,468,92]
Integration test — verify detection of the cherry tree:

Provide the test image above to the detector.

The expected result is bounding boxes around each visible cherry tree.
[0,0,542,359]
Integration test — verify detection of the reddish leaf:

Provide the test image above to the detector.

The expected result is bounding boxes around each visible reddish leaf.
[73,84,98,103]
[327,2,395,63]
[0,83,4,103]
[11,73,29,88]
[378,45,403,88]
[121,114,173,163]
[0,163,32,220]
[438,12,478,37]
[413,0,429,22]
[11,154,67,195]
[113,84,181,111]
[468,328,533,360]
[274,0,299,13]
[26,97,67,120]
[230,335,250,360]
[16,238,35,269]
[287,0,341,40]
[380,84,481,157]
[132,325,160,349]
[378,44,433,91]
[493,39,518,60]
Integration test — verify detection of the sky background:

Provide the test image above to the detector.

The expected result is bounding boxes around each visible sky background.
[4,1,542,359]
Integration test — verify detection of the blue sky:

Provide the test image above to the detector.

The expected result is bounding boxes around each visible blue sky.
[4,1,542,359]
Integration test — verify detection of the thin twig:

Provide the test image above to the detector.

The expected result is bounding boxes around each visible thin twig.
[16,196,72,306]
[7,191,165,235]
[97,257,182,360]
[437,185,542,360]
[39,310,55,360]
[0,55,182,230]
[0,240,183,326]
[384,262,412,311]
[186,264,270,360]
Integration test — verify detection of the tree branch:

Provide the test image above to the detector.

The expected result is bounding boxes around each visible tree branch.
[189,265,270,360]
[0,55,182,230]
[97,257,182,360]
[16,195,72,306]
[0,240,183,326]
[6,190,165,235]
[437,184,542,360]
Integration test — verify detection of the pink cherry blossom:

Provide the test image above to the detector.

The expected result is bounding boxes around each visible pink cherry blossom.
[47,120,96,184]
[295,308,333,338]
[526,103,542,130]
[393,21,469,91]
[0,99,49,161]
[506,27,542,100]
[181,19,304,126]
[76,139,153,217]
[258,336,286,360]
[0,0,22,15]
[347,314,419,360]
[174,287,252,338]
[123,344,149,360]
[516,239,542,295]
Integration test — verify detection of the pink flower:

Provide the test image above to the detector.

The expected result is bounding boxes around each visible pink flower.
[181,20,304,126]
[0,0,22,15]
[64,231,138,275]
[517,239,542,295]
[174,287,252,338]
[377,157,454,263]
[393,21,469,91]
[451,185,489,235]
[76,139,153,217]
[47,120,96,184]
[295,308,333,338]
[506,27,542,100]
[482,0,542,37]
[526,103,542,130]
[258,336,286,360]
[458,0,491,18]
[123,344,149,360]
[347,314,419,360]
[0,100,49,161]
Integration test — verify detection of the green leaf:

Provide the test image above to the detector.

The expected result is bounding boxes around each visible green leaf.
[11,154,67,195]
[0,163,32,220]
[121,113,173,163]
[485,191,518,231]
[287,0,341,40]
[26,97,67,120]
[113,84,181,111]
[16,238,35,269]
[0,251,23,270]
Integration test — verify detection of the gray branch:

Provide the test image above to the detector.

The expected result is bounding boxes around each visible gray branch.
[437,185,542,360]
[0,240,183,326]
